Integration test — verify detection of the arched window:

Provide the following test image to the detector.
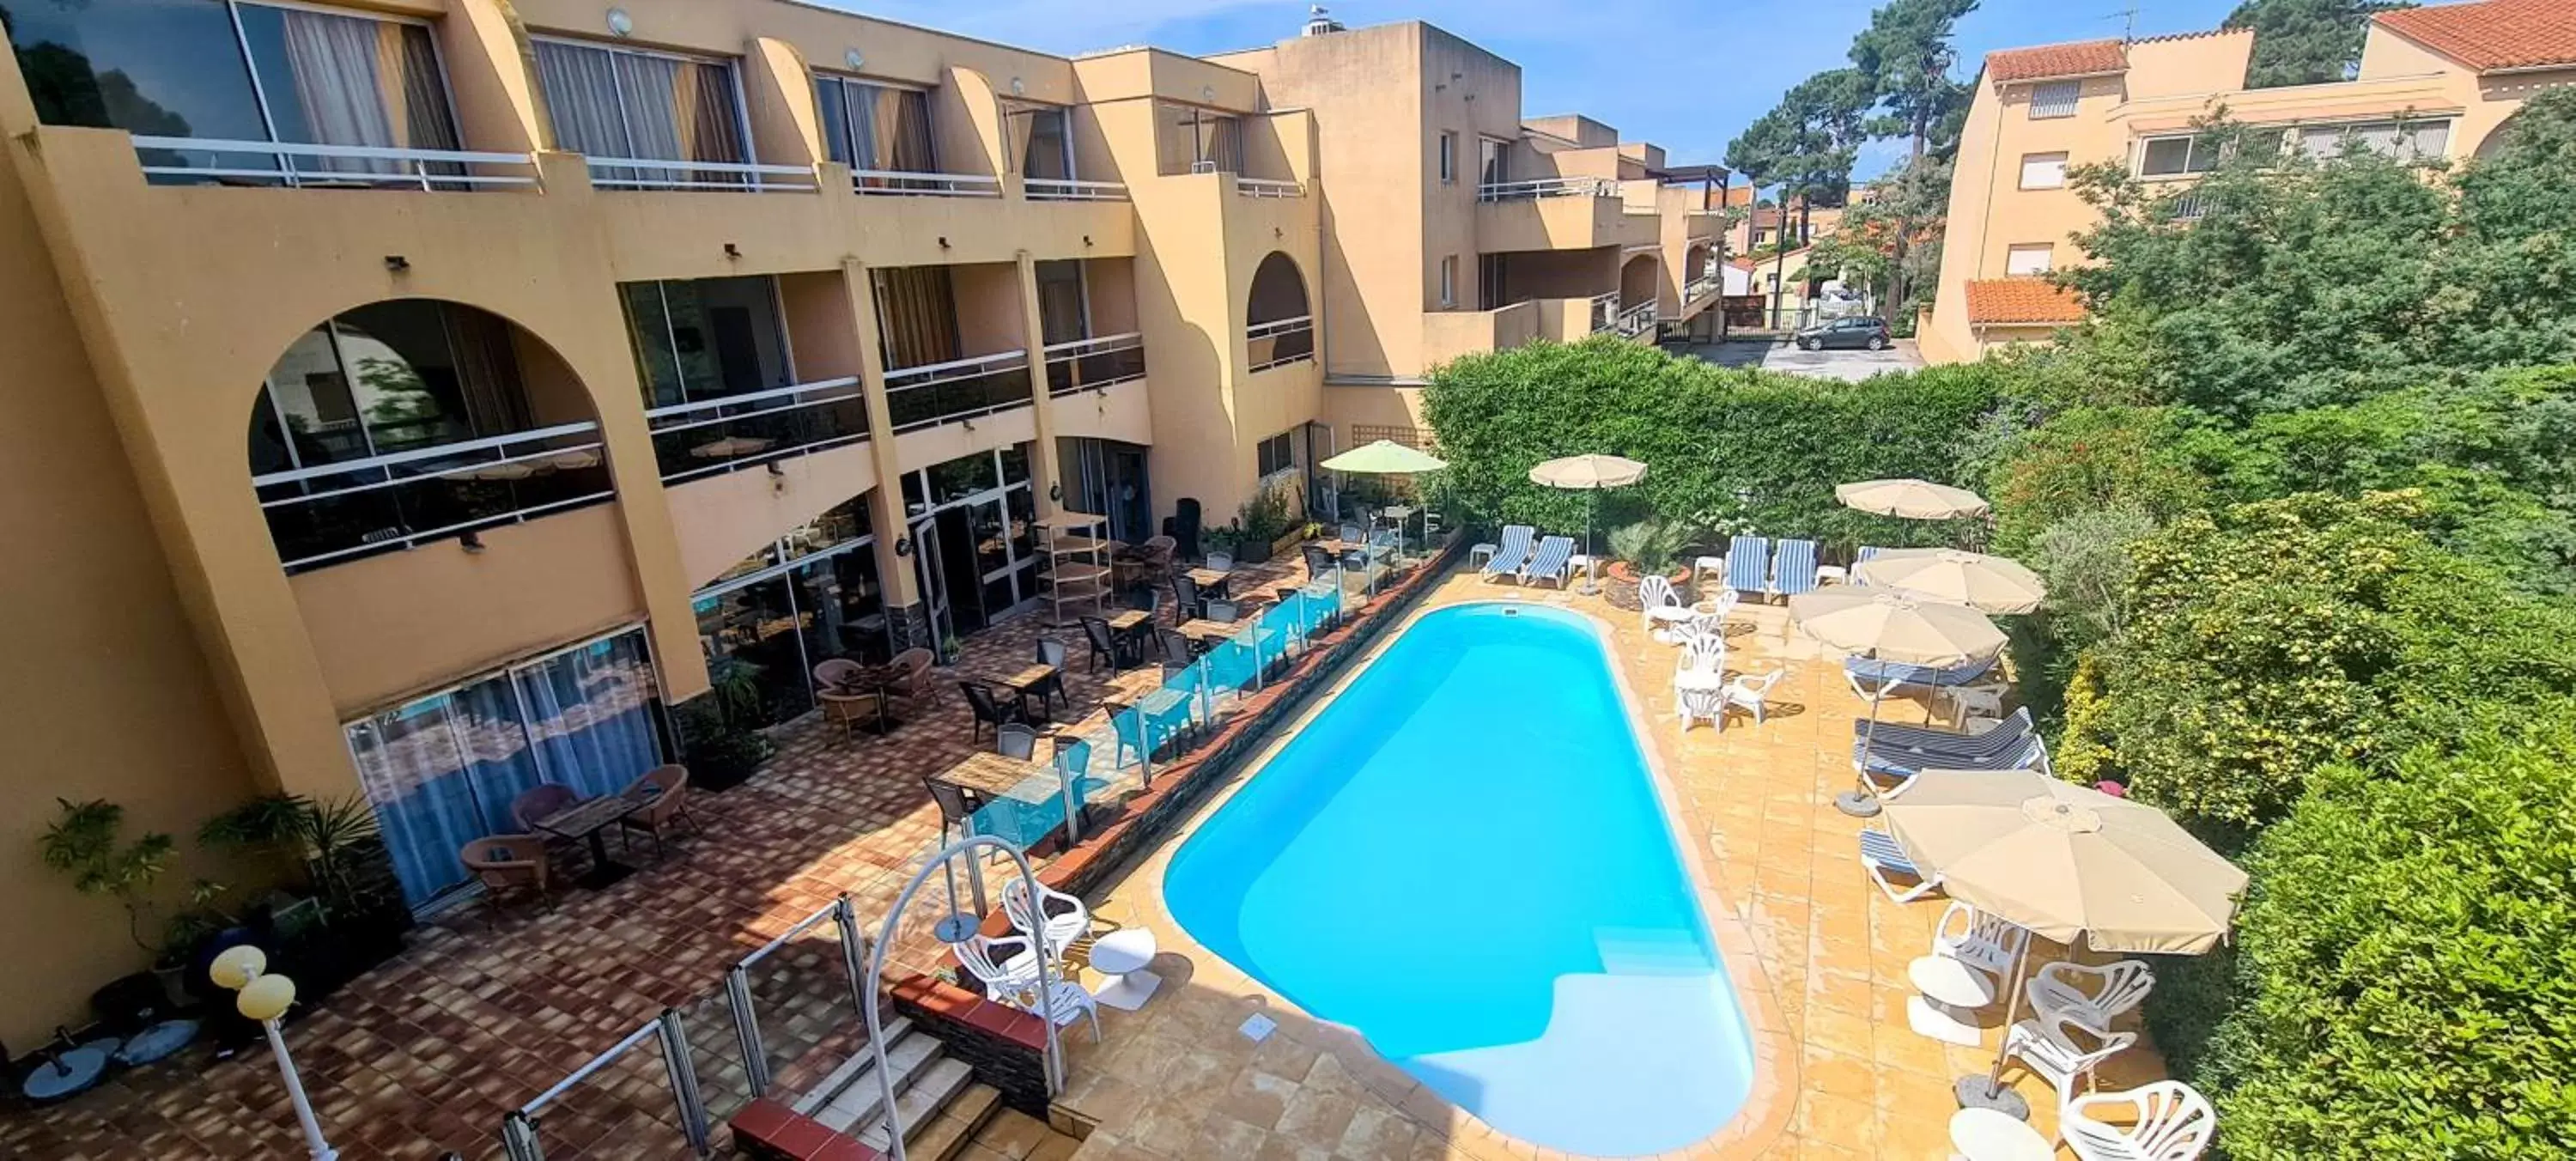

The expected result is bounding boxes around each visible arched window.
[1246,252,1313,372]
[249,300,611,570]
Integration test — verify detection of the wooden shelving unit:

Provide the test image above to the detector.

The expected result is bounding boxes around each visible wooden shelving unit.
[1036,511,1113,623]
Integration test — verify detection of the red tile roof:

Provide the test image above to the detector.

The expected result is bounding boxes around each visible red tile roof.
[1965,278,2087,325]
[1985,39,2127,84]
[2377,0,2576,73]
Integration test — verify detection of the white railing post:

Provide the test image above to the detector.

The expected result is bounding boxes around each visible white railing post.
[654,1009,714,1158]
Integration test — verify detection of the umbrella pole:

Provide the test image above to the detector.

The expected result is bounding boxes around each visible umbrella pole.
[1581,490,1601,595]
[1956,936,2035,1120]
[1835,678,1887,818]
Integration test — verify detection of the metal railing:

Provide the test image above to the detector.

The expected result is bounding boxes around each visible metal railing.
[501,897,875,1161]
[1616,300,1659,337]
[1234,176,1304,199]
[254,422,614,571]
[2169,190,2210,221]
[1476,176,1619,203]
[851,169,1003,197]
[1025,177,1129,202]
[646,377,868,483]
[585,157,817,191]
[1043,332,1147,395]
[1246,314,1315,372]
[1684,272,1724,302]
[1588,292,1619,333]
[884,350,1034,431]
[130,137,536,190]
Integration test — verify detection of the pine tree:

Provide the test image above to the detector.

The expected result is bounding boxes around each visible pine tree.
[2225,0,2415,88]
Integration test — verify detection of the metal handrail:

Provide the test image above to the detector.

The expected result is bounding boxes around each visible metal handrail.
[252,421,602,491]
[1042,331,1144,358]
[851,169,1003,197]
[884,349,1029,390]
[643,376,863,433]
[1025,177,1129,202]
[1245,314,1314,340]
[1476,176,1619,203]
[586,156,817,191]
[1235,176,1304,198]
[1617,300,1659,337]
[130,136,538,189]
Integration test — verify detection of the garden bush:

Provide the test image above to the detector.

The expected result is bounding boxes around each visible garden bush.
[1420,337,1998,548]
[2183,710,2576,1160]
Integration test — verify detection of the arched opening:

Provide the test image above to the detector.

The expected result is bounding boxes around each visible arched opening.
[1246,252,1315,372]
[1616,253,1661,337]
[248,299,613,571]
[1684,244,1710,283]
[2474,110,2526,161]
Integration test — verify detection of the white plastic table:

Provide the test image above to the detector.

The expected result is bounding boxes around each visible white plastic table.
[1908,953,1996,1047]
[1949,1106,2052,1161]
[1087,927,1162,1011]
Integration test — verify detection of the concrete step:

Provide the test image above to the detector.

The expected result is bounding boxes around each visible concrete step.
[855,1056,975,1152]
[966,1106,1085,1161]
[904,1083,1001,1161]
[789,1016,914,1118]
[813,1028,944,1134]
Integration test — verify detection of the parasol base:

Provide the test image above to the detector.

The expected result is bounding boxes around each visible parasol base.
[932,913,981,944]
[1834,790,1884,818]
[1954,1075,2030,1120]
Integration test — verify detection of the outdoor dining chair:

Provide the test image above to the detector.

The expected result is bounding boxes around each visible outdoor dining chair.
[961,681,1030,743]
[459,835,552,914]
[995,723,1040,760]
[615,764,698,860]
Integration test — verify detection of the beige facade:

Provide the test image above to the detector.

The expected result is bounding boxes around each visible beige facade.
[1924,0,2576,364]
[0,1,1722,1048]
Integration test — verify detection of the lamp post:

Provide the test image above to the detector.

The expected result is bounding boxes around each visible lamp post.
[210,945,337,1161]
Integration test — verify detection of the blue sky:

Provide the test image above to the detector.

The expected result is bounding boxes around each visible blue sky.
[833,0,2245,179]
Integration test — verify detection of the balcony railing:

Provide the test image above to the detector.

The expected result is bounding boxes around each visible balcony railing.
[884,351,1034,432]
[585,157,817,191]
[1234,177,1305,199]
[1247,315,1315,373]
[645,377,869,483]
[1684,272,1724,302]
[1616,300,1659,337]
[1026,178,1130,202]
[1477,176,1619,203]
[1043,333,1147,395]
[852,169,1003,197]
[1589,293,1619,333]
[254,422,614,571]
[2169,190,2210,221]
[130,137,537,190]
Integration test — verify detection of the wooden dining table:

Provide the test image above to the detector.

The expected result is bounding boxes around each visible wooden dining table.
[930,745,1087,845]
[534,794,644,889]
[995,661,1063,713]
[1175,618,1242,646]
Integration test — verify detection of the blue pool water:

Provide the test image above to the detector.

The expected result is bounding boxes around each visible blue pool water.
[1164,604,1755,1157]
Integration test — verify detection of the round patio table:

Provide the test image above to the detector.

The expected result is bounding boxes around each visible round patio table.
[1908,953,1996,1048]
[1087,928,1163,1011]
[1949,1106,2051,1160]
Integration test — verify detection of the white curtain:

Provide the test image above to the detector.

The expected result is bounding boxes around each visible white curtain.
[536,40,635,180]
[616,52,688,162]
[280,9,399,177]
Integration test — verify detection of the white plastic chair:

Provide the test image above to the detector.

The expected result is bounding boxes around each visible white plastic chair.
[1639,574,1695,641]
[1931,901,2030,987]
[1001,876,1094,959]
[2002,1010,2139,1107]
[1677,634,1727,675]
[1001,976,1104,1043]
[954,932,1041,995]
[2063,1081,2216,1161]
[2030,959,2156,1029]
[1719,668,1785,731]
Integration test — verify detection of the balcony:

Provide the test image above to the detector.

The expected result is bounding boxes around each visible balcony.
[1616,299,1659,338]
[1477,179,1656,252]
[1476,176,1620,203]
[1421,302,1542,366]
[1247,315,1315,374]
[1044,333,1148,395]
[584,157,817,192]
[130,137,537,191]
[646,378,869,483]
[1234,177,1306,199]
[1026,179,1132,203]
[256,423,614,573]
[885,351,1036,432]
[852,170,1002,198]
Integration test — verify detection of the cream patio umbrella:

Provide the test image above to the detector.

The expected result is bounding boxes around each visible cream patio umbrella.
[1787,588,2008,817]
[1833,477,1991,520]
[1528,454,1648,594]
[1881,770,2248,1117]
[1320,440,1449,591]
[1853,549,2048,615]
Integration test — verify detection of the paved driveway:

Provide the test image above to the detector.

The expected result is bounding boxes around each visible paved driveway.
[1680,337,1925,382]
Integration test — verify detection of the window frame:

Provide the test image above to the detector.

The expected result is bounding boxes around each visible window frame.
[2004,243,2055,276]
[1256,430,1297,480]
[1437,130,1457,185]
[532,34,762,173]
[2017,151,2069,191]
[1437,255,1457,308]
[2028,80,2081,119]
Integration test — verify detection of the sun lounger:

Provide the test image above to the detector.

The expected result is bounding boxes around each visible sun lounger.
[1724,535,1770,596]
[1858,733,2052,798]
[1857,708,2037,763]
[1520,535,1577,587]
[1480,525,1537,580]
[1770,538,1820,597]
[1859,827,1941,903]
[1843,653,2000,698]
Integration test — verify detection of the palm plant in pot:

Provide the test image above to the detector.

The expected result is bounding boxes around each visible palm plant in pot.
[198,793,412,1000]
[678,655,775,791]
[1605,519,1691,611]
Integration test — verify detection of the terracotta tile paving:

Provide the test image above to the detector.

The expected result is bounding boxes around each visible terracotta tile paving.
[1052,573,2171,1161]
[3,558,2172,1161]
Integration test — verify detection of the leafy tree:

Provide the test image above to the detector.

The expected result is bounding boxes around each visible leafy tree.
[2224,0,2414,88]
[2190,710,2576,1159]
[1806,153,1953,320]
[1728,68,1874,312]
[1845,0,1975,308]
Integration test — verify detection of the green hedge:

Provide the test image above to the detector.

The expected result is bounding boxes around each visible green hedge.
[1419,338,1999,550]
[2186,711,2576,1160]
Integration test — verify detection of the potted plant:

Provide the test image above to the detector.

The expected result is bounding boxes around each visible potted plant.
[1201,524,1240,568]
[197,793,412,996]
[39,799,219,1005]
[1233,484,1299,565]
[678,656,775,792]
[1604,519,1692,611]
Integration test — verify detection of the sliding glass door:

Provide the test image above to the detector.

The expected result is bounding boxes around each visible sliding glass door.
[691,493,891,727]
[815,74,935,179]
[344,628,667,909]
[533,37,750,187]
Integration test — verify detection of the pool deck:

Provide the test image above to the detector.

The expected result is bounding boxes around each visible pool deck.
[1054,569,2169,1161]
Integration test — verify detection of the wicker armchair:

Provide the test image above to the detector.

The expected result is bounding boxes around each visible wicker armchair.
[460,835,552,909]
[616,763,698,860]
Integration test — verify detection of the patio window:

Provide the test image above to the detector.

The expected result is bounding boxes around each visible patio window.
[1155,102,1242,175]
[620,277,795,410]
[694,493,889,725]
[2136,134,2221,178]
[1257,431,1296,478]
[816,74,936,178]
[534,38,752,187]
[2018,152,2068,190]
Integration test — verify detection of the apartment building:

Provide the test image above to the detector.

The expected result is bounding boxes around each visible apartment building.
[1208,21,1729,448]
[1923,0,2576,363]
[0,1,1724,1046]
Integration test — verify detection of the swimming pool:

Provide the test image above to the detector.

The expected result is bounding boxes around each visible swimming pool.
[1163,603,1755,1157]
